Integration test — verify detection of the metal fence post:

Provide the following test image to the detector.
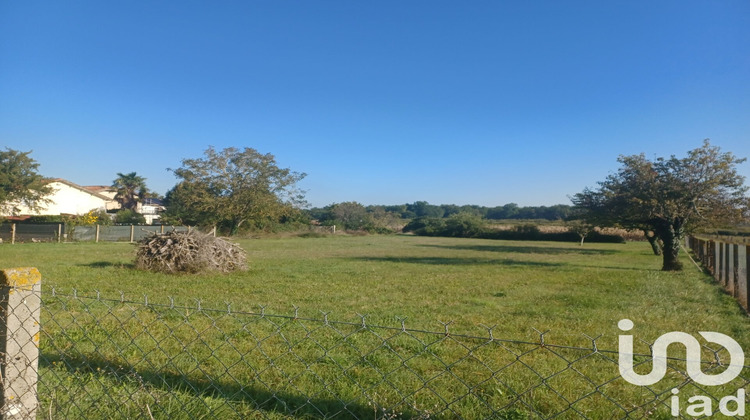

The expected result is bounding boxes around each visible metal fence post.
[0,267,41,419]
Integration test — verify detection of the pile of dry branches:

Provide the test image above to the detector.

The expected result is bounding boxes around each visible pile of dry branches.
[135,230,247,274]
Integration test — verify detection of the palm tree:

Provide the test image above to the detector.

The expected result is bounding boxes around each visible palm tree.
[112,172,147,211]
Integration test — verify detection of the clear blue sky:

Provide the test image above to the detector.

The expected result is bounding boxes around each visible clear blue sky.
[1,1,748,208]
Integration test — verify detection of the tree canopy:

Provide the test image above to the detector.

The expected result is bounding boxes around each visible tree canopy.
[0,149,52,216]
[162,146,306,234]
[325,202,373,230]
[112,172,148,211]
[572,140,748,271]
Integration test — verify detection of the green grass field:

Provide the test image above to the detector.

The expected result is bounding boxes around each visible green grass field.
[2,235,749,418]
[3,235,748,346]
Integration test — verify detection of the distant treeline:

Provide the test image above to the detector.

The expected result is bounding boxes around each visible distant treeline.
[307,201,572,222]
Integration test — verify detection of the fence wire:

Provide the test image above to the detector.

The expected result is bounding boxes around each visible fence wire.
[0,288,742,419]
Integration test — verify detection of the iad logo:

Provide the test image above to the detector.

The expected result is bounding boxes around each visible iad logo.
[617,319,746,417]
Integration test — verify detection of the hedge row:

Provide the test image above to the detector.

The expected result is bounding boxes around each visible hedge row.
[403,217,625,243]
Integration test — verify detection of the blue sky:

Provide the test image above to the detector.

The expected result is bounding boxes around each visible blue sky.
[1,1,748,208]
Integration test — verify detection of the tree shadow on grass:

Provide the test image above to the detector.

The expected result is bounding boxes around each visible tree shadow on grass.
[419,244,619,256]
[352,256,566,268]
[80,261,137,270]
[39,352,397,419]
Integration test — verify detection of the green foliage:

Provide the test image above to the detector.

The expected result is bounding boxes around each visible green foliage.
[565,219,595,245]
[0,148,53,215]
[326,201,373,230]
[163,147,306,235]
[24,215,64,223]
[114,209,147,225]
[63,209,108,227]
[403,214,486,238]
[410,201,445,218]
[572,140,748,270]
[308,202,573,223]
[367,206,403,232]
[112,172,148,211]
[443,213,486,237]
[404,217,625,243]
[402,217,446,236]
[92,210,114,226]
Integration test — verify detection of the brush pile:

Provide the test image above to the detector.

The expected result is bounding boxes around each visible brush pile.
[135,230,247,274]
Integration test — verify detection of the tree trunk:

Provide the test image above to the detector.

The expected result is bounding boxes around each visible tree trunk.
[653,220,683,271]
[230,218,246,236]
[643,230,662,256]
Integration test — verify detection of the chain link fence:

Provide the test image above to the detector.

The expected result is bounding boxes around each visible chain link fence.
[0,280,747,419]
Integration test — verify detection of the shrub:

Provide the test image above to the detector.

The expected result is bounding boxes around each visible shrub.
[442,213,485,237]
[115,209,147,225]
[23,215,64,223]
[135,230,247,274]
[402,217,446,236]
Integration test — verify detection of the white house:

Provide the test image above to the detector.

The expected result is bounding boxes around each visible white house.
[8,178,118,217]
[138,198,165,225]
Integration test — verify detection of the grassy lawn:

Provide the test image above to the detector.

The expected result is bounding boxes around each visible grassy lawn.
[2,235,747,347]
[2,235,749,418]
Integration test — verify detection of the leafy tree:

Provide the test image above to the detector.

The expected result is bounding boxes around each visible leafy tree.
[163,146,306,235]
[572,140,749,271]
[565,219,594,246]
[443,212,485,237]
[328,201,372,230]
[112,172,148,211]
[161,182,209,226]
[409,201,444,218]
[0,149,52,215]
[569,181,664,255]
[367,206,403,232]
[441,204,461,217]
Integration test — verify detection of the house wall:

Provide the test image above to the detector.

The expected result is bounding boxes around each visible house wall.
[13,181,111,216]
[138,203,162,225]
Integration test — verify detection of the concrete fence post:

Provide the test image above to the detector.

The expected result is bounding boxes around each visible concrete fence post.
[716,241,723,283]
[725,243,731,288]
[10,224,15,245]
[0,267,41,419]
[129,225,135,243]
[727,243,736,296]
[95,225,100,243]
[734,245,747,311]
